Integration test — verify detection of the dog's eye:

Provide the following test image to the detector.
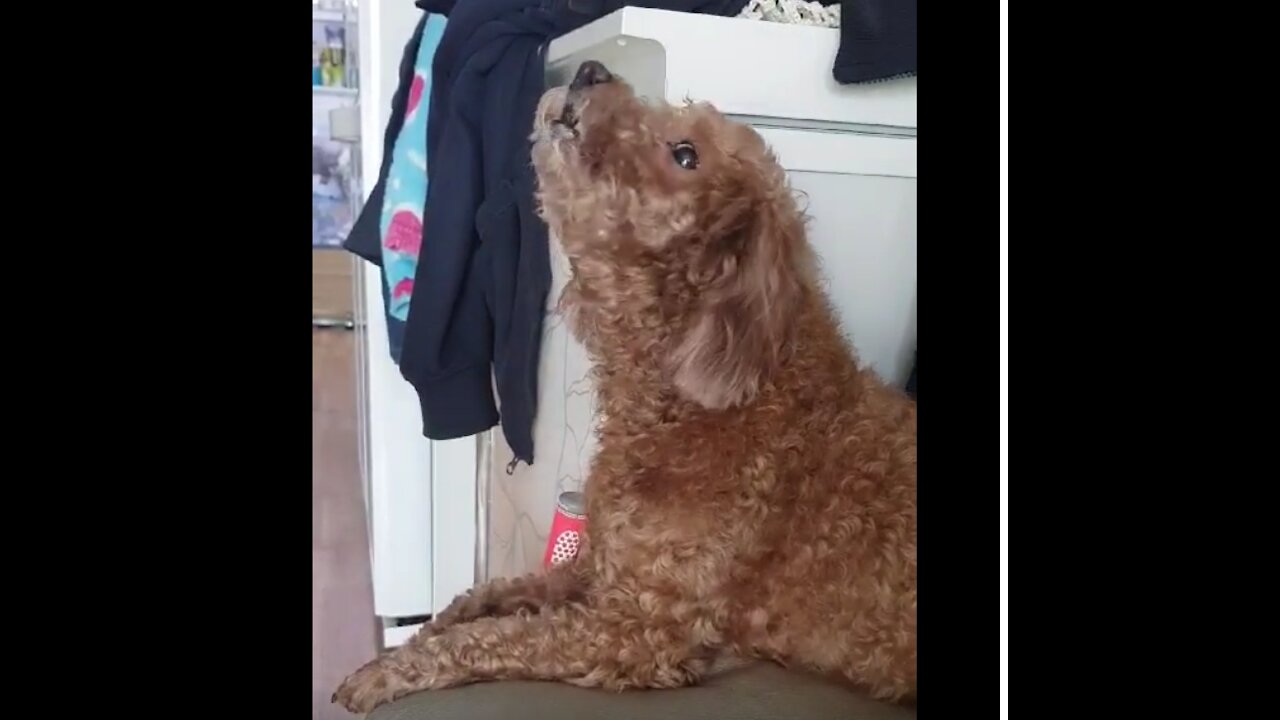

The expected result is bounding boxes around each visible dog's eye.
[670,141,698,170]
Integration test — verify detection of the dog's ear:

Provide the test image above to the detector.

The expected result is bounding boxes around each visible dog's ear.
[669,185,807,410]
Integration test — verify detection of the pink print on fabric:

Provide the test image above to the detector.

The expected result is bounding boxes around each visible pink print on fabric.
[384,207,423,257]
[392,278,415,300]
[406,74,426,121]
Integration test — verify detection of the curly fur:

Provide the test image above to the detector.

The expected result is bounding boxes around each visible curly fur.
[334,66,917,715]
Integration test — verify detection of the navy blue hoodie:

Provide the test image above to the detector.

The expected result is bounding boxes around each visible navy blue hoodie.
[391,0,747,466]
[833,0,917,84]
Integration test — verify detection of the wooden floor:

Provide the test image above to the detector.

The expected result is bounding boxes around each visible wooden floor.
[313,328,378,720]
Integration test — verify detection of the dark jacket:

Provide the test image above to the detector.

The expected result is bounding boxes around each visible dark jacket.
[386,0,748,466]
[833,0,917,84]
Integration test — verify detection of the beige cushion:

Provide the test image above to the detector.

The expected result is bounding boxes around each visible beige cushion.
[369,662,916,720]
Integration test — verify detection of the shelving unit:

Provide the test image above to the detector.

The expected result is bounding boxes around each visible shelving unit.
[313,3,358,94]
[313,0,362,322]
[313,8,346,23]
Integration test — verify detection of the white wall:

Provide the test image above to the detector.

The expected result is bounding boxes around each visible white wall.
[485,230,597,580]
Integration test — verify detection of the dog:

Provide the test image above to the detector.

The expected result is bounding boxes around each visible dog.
[333,60,917,714]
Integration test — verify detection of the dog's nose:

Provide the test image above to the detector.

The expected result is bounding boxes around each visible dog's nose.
[570,60,613,91]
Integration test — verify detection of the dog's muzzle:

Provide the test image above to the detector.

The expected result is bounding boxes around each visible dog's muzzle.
[569,60,613,91]
[553,60,616,137]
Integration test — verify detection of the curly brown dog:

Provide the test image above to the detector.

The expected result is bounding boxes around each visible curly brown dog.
[334,60,917,714]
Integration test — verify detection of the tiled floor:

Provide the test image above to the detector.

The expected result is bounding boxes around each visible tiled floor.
[313,328,378,720]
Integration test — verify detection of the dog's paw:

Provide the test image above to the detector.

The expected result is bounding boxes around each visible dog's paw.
[332,660,393,715]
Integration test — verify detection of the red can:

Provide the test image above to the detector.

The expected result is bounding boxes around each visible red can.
[543,491,586,568]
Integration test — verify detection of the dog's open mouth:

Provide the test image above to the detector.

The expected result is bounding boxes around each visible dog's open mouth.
[535,86,581,144]
[552,103,580,139]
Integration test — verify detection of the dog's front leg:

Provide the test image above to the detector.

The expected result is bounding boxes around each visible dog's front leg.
[333,602,707,713]
[424,560,587,635]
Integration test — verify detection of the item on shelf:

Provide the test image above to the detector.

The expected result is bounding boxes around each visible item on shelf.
[312,43,323,86]
[329,106,361,143]
[543,492,586,568]
[313,100,355,248]
[321,25,346,87]
[739,0,840,27]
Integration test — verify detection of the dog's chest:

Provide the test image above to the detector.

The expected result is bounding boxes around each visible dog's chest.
[584,443,762,591]
[588,499,730,593]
